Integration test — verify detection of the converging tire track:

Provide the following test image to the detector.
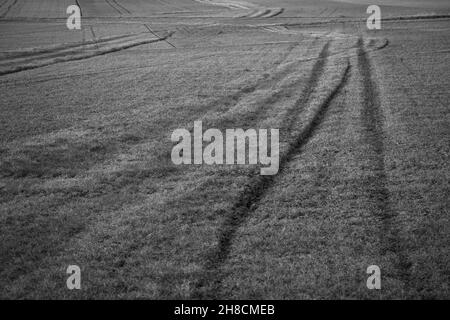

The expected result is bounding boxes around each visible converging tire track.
[196,39,341,133]
[356,37,411,285]
[105,0,122,15]
[143,24,176,48]
[0,0,9,11]
[193,41,352,298]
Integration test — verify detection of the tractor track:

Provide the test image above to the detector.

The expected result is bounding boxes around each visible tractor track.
[0,33,174,76]
[233,39,326,128]
[356,37,411,286]
[143,23,176,48]
[0,0,17,18]
[0,0,8,10]
[75,0,82,16]
[90,26,99,49]
[186,39,322,132]
[0,33,143,60]
[111,0,130,14]
[186,41,303,127]
[0,39,302,85]
[193,41,352,298]
[105,0,128,15]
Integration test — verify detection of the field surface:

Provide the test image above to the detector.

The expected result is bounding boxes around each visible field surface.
[0,0,449,299]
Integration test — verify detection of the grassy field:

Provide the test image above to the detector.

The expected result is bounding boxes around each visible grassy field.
[0,0,449,299]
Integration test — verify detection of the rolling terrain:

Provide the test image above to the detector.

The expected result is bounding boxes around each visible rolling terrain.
[0,0,449,299]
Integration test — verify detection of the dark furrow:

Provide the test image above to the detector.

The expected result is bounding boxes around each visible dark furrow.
[239,9,256,19]
[180,42,303,128]
[181,40,322,142]
[143,24,176,48]
[376,39,389,51]
[258,38,319,86]
[156,0,187,12]
[111,0,130,14]
[232,40,328,128]
[255,9,270,18]
[206,40,322,130]
[90,26,98,49]
[75,0,82,16]
[0,0,17,18]
[92,45,334,299]
[327,8,337,17]
[267,8,284,18]
[357,37,411,286]
[0,35,172,76]
[382,14,450,21]
[105,0,123,15]
[0,0,9,10]
[0,33,140,60]
[272,41,299,68]
[318,8,328,17]
[193,44,352,299]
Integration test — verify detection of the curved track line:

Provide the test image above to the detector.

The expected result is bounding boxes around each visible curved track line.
[0,33,144,60]
[357,37,411,285]
[105,0,123,15]
[0,0,9,10]
[75,0,82,16]
[0,0,17,18]
[144,24,176,48]
[111,0,130,14]
[192,42,353,298]
[265,7,284,18]
[0,34,173,76]
[192,41,321,130]
[249,9,270,18]
[194,0,253,10]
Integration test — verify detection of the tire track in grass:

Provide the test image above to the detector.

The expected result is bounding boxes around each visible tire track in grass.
[357,37,411,287]
[90,25,99,49]
[0,0,17,18]
[1,41,304,297]
[75,0,82,16]
[193,42,352,298]
[179,39,320,137]
[0,33,142,60]
[105,0,123,15]
[111,0,130,14]
[266,8,284,18]
[0,0,9,10]
[0,33,174,76]
[327,8,337,18]
[184,41,302,125]
[233,39,325,127]
[156,0,188,12]
[207,39,327,123]
[144,24,176,48]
